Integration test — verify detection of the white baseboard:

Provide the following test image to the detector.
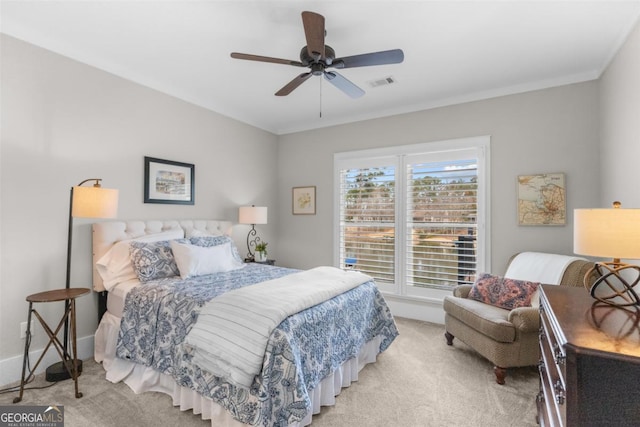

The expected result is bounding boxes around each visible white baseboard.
[385,295,445,324]
[0,335,94,387]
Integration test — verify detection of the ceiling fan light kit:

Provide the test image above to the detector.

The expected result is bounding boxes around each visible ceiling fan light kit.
[230,11,404,99]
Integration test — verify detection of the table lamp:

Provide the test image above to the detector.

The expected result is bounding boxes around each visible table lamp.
[238,205,267,261]
[46,178,118,382]
[573,202,640,307]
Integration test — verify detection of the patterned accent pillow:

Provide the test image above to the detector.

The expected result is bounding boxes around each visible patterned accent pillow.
[468,273,540,310]
[189,235,244,264]
[130,239,186,282]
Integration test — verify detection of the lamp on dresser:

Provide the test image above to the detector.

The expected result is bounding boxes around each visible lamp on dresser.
[573,201,640,307]
[238,205,267,262]
[46,178,118,382]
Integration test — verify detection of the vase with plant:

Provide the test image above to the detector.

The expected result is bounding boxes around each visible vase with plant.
[254,241,268,262]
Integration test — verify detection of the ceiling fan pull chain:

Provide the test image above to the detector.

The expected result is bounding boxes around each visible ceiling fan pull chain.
[319,77,323,118]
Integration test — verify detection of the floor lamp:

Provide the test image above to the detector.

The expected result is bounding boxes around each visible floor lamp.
[238,205,267,261]
[574,202,640,307]
[46,178,118,382]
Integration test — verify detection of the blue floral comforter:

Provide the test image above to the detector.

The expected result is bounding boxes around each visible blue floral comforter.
[116,263,398,426]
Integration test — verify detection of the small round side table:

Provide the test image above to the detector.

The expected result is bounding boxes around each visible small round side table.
[13,287,90,403]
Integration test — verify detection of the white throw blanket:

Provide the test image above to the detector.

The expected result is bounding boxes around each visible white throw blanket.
[504,252,585,285]
[184,266,372,388]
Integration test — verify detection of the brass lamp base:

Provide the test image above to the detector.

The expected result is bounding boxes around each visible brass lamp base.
[585,262,640,307]
[45,359,83,382]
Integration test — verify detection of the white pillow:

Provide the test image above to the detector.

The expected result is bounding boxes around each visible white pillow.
[96,229,184,290]
[170,240,245,279]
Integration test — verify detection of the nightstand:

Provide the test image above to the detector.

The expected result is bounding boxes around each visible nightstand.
[245,258,275,266]
[13,287,89,403]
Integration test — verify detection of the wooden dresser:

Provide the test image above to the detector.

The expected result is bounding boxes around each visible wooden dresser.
[537,285,640,426]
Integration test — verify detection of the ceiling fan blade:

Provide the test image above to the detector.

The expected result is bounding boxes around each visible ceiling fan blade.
[231,52,303,67]
[333,49,404,69]
[324,71,365,99]
[275,72,313,96]
[301,11,325,61]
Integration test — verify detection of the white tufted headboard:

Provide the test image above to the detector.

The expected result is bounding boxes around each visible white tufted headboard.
[92,219,233,292]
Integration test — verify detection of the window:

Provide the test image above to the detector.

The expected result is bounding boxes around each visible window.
[334,136,490,300]
[339,164,396,285]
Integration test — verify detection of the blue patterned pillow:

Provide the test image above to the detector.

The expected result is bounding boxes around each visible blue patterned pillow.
[130,239,186,282]
[189,236,244,264]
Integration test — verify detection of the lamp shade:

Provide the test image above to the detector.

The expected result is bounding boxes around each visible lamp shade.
[72,186,119,218]
[239,206,268,225]
[574,208,640,260]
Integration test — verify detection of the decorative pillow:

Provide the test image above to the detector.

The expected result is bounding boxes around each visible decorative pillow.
[170,240,245,279]
[189,235,244,264]
[468,273,540,310]
[130,239,186,282]
[96,229,185,290]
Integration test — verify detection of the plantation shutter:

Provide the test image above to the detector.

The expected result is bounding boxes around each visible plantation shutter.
[405,152,478,290]
[338,163,396,285]
[334,136,488,298]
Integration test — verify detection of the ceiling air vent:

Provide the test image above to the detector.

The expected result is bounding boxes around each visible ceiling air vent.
[368,76,396,88]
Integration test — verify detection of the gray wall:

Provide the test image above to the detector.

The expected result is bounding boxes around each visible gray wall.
[0,35,279,371]
[599,19,640,209]
[276,82,601,277]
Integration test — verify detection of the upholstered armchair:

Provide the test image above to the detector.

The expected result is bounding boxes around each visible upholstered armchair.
[443,252,593,385]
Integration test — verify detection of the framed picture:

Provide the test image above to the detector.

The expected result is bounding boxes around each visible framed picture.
[144,156,195,205]
[517,173,565,226]
[292,186,316,215]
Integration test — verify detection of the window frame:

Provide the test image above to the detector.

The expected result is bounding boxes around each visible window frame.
[333,136,491,302]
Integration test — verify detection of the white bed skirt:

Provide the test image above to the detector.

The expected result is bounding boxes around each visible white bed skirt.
[94,312,383,426]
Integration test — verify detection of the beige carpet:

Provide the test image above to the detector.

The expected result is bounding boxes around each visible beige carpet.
[1,317,538,426]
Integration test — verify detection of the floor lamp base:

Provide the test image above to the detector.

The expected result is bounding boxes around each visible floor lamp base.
[45,359,83,382]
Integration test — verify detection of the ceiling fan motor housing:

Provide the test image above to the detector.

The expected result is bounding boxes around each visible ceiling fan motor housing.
[300,45,336,68]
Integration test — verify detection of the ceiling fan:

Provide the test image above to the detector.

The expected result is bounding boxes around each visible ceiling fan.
[230,11,404,99]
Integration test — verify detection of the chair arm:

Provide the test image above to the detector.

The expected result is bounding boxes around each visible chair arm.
[508,307,540,333]
[452,284,473,298]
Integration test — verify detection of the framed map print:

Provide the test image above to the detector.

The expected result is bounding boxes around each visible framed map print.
[517,173,566,225]
[292,186,316,215]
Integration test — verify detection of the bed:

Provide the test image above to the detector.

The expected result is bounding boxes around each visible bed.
[93,220,399,426]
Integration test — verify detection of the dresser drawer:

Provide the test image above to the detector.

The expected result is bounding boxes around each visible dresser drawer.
[539,305,567,425]
[537,363,562,427]
[540,306,567,383]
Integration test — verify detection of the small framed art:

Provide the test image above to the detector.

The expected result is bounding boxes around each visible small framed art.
[292,186,316,215]
[144,156,195,205]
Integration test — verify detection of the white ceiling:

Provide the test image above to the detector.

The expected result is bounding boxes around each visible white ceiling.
[2,1,640,135]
